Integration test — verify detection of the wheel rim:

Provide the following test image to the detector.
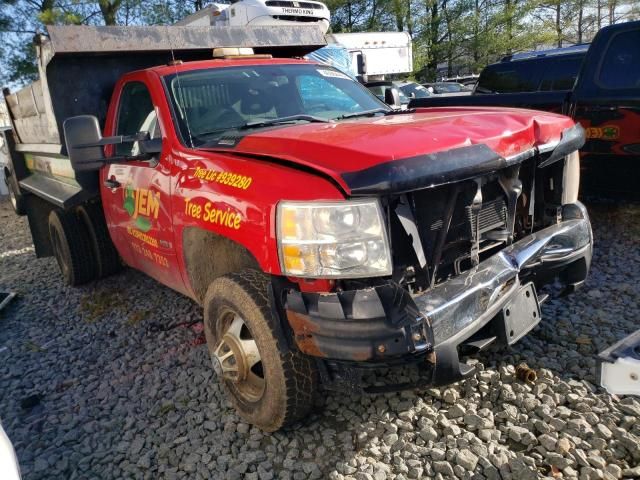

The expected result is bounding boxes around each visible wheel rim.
[51,226,69,279]
[212,312,265,402]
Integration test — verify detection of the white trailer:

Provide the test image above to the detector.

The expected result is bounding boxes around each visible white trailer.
[176,1,330,33]
[327,31,413,78]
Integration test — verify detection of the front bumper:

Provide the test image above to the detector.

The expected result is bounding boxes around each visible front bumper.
[285,202,593,388]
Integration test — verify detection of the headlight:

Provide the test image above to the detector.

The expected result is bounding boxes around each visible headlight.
[562,150,580,205]
[277,199,392,278]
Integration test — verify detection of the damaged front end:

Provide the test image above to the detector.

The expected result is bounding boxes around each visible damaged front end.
[277,124,593,392]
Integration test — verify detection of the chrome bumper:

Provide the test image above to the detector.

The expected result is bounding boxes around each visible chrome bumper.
[284,202,593,389]
[414,201,593,384]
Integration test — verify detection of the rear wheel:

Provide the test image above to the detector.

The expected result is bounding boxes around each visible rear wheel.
[77,203,121,278]
[48,209,98,286]
[203,270,318,431]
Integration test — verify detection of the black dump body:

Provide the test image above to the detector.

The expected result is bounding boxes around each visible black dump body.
[41,25,327,147]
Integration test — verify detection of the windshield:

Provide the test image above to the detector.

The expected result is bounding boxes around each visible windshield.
[163,63,388,147]
[399,83,431,99]
[435,83,463,93]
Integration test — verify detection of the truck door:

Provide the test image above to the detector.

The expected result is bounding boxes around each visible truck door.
[101,79,187,295]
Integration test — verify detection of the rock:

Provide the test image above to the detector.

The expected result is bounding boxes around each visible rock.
[539,434,557,451]
[509,457,537,480]
[443,389,459,404]
[605,464,622,479]
[433,461,454,477]
[508,426,536,445]
[419,426,438,443]
[622,466,640,478]
[556,437,571,455]
[447,404,466,419]
[455,449,479,471]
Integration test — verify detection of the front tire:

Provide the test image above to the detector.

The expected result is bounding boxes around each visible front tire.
[203,270,318,431]
[48,209,98,286]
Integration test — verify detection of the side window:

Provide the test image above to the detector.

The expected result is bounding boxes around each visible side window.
[539,56,584,91]
[297,75,361,115]
[116,81,159,156]
[598,30,640,89]
[476,63,540,93]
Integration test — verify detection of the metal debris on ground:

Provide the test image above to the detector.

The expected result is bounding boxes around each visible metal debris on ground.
[515,362,537,383]
[0,291,17,312]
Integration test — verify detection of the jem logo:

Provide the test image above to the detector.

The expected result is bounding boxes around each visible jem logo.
[123,186,160,233]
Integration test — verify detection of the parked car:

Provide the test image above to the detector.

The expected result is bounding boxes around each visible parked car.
[396,81,431,100]
[410,20,640,196]
[423,82,472,96]
[365,80,411,109]
[3,24,592,431]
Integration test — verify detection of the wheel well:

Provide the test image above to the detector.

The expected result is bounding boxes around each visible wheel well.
[183,227,261,304]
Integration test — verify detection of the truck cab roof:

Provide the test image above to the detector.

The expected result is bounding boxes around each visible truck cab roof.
[148,57,312,77]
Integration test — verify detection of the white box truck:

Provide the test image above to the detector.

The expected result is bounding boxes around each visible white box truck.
[327,31,413,79]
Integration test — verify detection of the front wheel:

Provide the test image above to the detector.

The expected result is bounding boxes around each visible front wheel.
[203,270,318,431]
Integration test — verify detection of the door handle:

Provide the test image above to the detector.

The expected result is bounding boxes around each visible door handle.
[103,178,121,189]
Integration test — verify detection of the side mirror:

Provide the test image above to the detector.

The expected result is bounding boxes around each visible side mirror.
[64,115,106,172]
[384,87,401,108]
[64,115,154,172]
[356,53,366,75]
[138,137,163,155]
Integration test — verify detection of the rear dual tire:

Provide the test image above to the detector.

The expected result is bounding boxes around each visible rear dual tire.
[48,204,121,286]
[49,209,97,286]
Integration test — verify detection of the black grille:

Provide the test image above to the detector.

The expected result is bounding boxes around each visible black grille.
[409,179,509,285]
[266,1,324,8]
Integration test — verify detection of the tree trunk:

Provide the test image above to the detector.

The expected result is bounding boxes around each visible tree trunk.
[577,0,583,43]
[597,0,602,29]
[505,0,513,54]
[98,0,122,25]
[555,2,562,47]
[425,0,440,80]
[472,0,479,64]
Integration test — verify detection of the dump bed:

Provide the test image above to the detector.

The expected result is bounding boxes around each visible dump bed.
[3,25,326,208]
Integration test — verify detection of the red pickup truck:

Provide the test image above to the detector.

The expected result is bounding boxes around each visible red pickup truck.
[3,25,593,431]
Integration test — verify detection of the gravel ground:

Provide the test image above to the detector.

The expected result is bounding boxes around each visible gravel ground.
[1,197,639,480]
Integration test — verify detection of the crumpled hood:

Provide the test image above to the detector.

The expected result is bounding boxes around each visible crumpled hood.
[206,107,578,194]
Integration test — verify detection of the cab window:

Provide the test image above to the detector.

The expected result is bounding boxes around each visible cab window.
[538,56,584,91]
[297,75,362,115]
[476,62,540,94]
[116,81,160,156]
[598,30,640,89]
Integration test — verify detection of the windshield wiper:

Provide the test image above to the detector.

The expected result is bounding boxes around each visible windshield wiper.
[240,115,331,129]
[384,108,416,115]
[336,108,389,120]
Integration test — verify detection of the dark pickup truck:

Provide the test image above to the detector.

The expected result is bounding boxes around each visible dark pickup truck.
[410,20,640,195]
